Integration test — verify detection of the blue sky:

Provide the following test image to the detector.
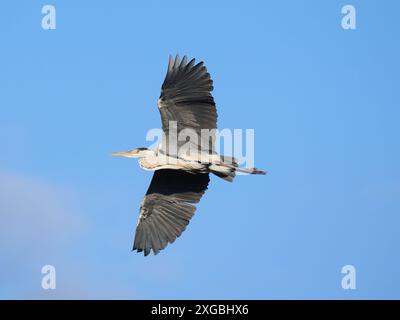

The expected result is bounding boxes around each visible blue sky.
[0,0,399,299]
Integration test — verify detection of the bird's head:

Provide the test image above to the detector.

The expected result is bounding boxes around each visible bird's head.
[112,147,152,158]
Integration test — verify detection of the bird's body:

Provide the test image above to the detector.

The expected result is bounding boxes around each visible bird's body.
[138,151,212,172]
[113,55,265,256]
[133,146,231,173]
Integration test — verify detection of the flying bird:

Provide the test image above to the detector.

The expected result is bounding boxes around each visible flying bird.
[113,55,266,256]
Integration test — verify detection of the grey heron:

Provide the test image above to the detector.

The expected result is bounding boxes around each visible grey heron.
[113,55,266,256]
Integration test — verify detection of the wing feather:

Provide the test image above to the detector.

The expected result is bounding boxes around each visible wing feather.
[133,169,210,256]
[158,55,217,155]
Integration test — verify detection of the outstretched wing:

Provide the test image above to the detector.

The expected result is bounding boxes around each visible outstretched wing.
[133,169,210,256]
[157,55,217,155]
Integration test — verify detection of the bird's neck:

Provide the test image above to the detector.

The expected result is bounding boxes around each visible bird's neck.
[138,149,156,158]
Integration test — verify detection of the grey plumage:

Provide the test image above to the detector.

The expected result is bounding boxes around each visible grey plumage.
[158,55,217,155]
[133,169,209,256]
[133,56,216,255]
[112,55,266,256]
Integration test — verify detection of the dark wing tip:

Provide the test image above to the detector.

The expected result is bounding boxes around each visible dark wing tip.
[166,54,203,73]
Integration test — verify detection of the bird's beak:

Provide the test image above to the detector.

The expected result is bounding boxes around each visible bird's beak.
[111,151,134,158]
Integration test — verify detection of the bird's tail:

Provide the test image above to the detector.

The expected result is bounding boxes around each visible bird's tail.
[210,155,266,181]
[234,167,267,175]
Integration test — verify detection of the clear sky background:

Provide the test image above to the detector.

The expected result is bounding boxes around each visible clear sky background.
[0,0,399,299]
